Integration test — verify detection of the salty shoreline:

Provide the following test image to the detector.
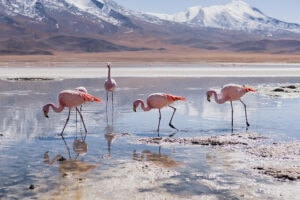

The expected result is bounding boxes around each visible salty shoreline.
[1,63,300,79]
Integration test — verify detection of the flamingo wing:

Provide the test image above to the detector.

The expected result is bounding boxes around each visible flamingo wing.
[78,92,101,102]
[164,93,186,102]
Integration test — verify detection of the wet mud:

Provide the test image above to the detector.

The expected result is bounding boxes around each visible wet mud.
[137,133,300,181]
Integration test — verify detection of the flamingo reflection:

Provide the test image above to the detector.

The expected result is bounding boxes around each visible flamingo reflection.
[104,125,130,158]
[44,134,99,178]
[133,146,181,168]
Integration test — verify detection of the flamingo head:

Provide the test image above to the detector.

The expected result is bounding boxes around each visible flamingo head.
[75,86,87,93]
[133,101,138,112]
[43,105,49,118]
[206,91,212,102]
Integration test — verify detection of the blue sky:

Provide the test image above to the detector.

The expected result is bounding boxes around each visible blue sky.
[113,0,300,24]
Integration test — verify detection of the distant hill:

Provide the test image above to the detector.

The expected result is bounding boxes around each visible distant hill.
[0,0,299,55]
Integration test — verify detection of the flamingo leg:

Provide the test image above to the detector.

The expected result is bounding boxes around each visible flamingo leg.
[76,107,88,134]
[75,105,83,133]
[112,92,114,110]
[112,92,114,124]
[230,101,234,131]
[75,107,78,130]
[157,109,162,135]
[106,91,108,123]
[61,134,71,159]
[60,109,71,136]
[240,99,250,127]
[168,105,179,131]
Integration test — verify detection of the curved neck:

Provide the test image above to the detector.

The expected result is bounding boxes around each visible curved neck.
[136,100,151,111]
[210,91,227,104]
[48,103,65,113]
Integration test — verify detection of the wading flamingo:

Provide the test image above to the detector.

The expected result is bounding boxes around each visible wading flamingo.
[43,89,101,135]
[206,84,256,129]
[133,93,186,136]
[104,63,117,119]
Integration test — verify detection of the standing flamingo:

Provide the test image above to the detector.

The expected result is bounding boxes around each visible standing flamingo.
[133,93,186,136]
[104,63,117,120]
[43,89,101,135]
[206,84,256,129]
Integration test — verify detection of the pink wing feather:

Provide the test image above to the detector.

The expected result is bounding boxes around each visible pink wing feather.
[243,86,256,93]
[165,93,186,102]
[79,92,102,102]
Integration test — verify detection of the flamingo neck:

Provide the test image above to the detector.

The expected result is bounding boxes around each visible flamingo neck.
[47,103,65,113]
[136,100,151,111]
[210,91,227,104]
[107,66,111,79]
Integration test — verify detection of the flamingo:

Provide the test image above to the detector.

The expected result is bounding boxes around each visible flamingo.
[206,84,256,129]
[133,93,186,136]
[43,89,101,135]
[104,62,117,120]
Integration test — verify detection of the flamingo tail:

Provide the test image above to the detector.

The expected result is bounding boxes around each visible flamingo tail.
[165,93,186,101]
[81,93,102,102]
[244,86,256,93]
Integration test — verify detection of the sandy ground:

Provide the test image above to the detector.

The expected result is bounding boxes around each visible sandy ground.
[1,51,300,63]
[1,64,300,79]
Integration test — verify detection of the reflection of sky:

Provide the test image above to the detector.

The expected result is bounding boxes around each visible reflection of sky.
[1,77,300,141]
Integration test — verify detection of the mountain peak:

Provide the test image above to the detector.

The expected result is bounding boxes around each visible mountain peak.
[149,0,300,33]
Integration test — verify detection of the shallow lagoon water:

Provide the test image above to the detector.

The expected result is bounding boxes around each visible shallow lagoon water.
[0,66,300,199]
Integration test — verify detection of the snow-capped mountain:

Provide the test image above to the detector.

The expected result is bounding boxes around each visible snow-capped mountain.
[150,0,300,33]
[0,0,137,30]
[0,0,299,55]
[1,0,299,34]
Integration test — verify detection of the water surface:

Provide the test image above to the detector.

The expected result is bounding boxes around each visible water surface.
[0,69,300,199]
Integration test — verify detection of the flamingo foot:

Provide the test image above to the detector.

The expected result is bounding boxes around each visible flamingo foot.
[169,123,179,131]
[156,129,160,137]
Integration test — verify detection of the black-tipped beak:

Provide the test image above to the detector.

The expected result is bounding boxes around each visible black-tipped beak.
[44,111,49,118]
[207,95,211,102]
[133,106,137,112]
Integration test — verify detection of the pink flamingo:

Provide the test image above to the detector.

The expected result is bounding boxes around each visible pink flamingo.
[206,84,256,129]
[43,89,101,135]
[133,93,186,135]
[104,63,117,115]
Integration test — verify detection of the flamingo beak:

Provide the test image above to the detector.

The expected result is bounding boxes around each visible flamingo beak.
[207,95,211,102]
[44,110,49,118]
[133,105,137,112]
